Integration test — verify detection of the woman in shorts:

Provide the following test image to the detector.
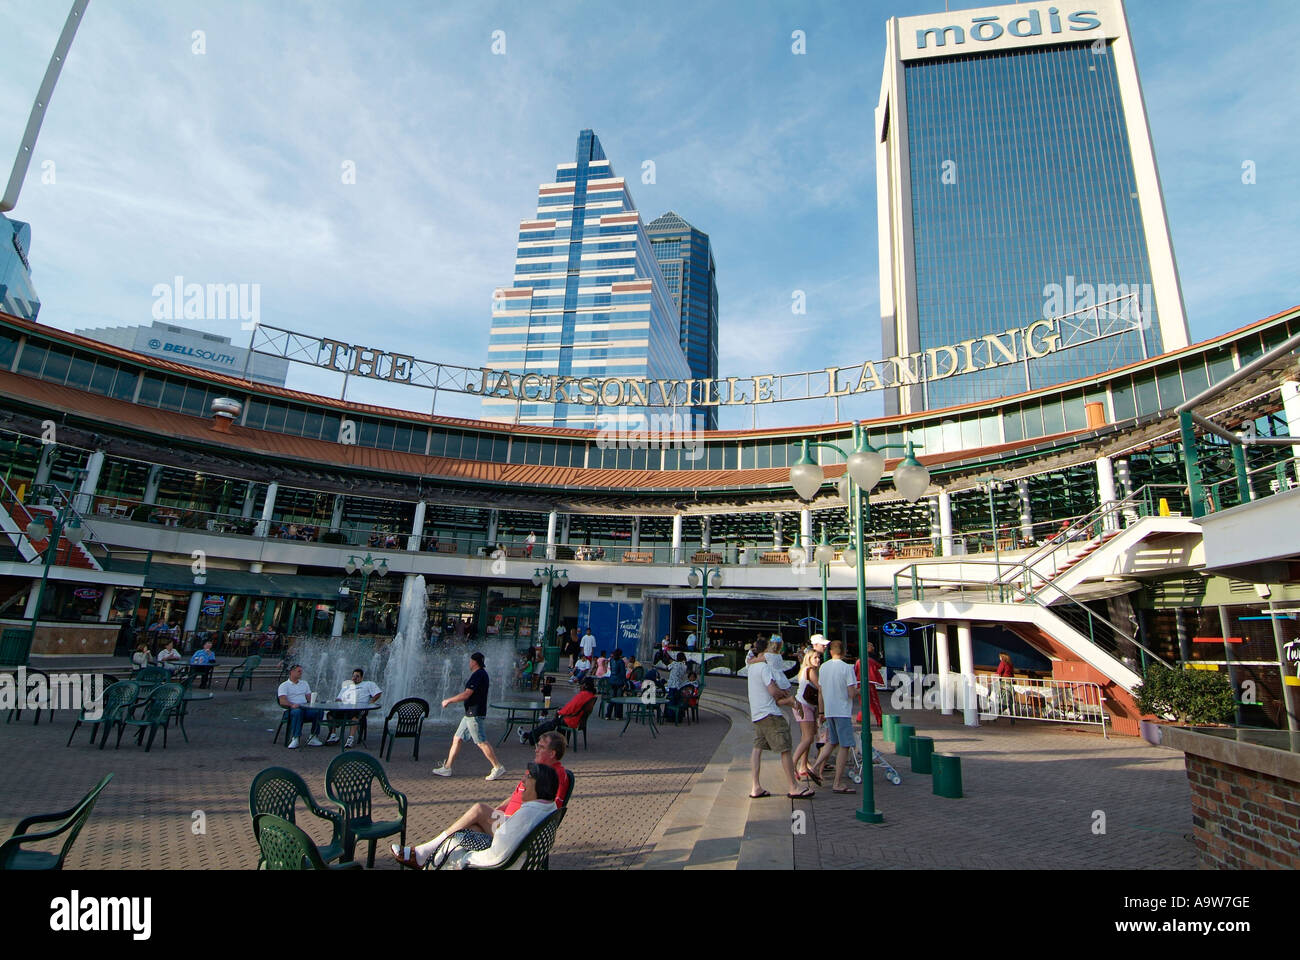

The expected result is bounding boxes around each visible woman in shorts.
[792,646,823,785]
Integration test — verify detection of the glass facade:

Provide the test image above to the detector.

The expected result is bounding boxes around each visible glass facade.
[482,130,691,427]
[899,41,1164,408]
[648,212,720,429]
[0,215,40,321]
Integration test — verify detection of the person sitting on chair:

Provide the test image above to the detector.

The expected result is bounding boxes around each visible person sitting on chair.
[569,655,592,683]
[520,679,596,745]
[189,639,217,688]
[325,668,382,747]
[393,738,567,869]
[156,638,182,673]
[277,664,325,749]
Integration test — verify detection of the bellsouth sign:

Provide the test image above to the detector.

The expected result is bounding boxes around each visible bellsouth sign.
[913,7,1103,52]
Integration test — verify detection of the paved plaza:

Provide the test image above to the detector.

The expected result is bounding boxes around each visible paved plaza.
[2,666,1198,870]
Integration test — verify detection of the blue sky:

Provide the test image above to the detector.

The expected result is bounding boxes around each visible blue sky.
[1,0,1296,429]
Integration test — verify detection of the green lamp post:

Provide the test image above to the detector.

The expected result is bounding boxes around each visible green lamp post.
[344,553,389,641]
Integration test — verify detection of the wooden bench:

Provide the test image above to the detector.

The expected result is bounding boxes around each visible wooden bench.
[897,544,934,559]
[622,551,655,564]
[759,552,791,564]
[506,547,527,558]
[692,552,722,564]
[435,542,458,554]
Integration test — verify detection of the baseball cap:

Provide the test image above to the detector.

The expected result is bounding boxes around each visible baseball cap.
[809,634,828,647]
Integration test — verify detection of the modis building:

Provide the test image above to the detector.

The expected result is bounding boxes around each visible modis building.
[876,0,1190,415]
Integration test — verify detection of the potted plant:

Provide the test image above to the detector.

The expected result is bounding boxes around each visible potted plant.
[1134,663,1236,744]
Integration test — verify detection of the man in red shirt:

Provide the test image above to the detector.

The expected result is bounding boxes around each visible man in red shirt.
[519,678,597,746]
[392,731,569,868]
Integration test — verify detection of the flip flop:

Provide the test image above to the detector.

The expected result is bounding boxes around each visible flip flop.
[833,787,856,794]
[787,789,815,799]
[805,770,823,786]
[749,790,771,798]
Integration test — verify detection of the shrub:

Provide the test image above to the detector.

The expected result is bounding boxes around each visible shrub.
[1134,663,1236,725]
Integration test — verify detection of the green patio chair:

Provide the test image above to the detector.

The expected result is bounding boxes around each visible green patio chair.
[67,680,139,749]
[0,773,113,870]
[378,697,430,761]
[132,666,168,699]
[115,683,184,751]
[463,807,565,871]
[249,766,346,866]
[325,751,407,868]
[252,814,361,871]
[5,668,54,725]
[223,655,261,691]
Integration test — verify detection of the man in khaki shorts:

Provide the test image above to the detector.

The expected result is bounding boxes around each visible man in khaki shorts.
[747,637,812,799]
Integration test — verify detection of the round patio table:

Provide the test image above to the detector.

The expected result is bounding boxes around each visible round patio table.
[608,697,659,738]
[311,700,381,751]
[490,700,548,744]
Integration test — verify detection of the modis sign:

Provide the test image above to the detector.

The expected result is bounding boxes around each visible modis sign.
[898,2,1120,61]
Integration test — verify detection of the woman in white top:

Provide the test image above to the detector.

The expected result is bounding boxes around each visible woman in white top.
[156,640,182,672]
[792,646,823,785]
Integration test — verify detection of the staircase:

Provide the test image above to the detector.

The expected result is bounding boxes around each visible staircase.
[0,484,104,572]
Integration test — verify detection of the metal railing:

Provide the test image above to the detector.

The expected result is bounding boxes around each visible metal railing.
[974,673,1110,738]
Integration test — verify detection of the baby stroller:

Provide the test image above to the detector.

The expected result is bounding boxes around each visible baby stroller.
[816,726,902,786]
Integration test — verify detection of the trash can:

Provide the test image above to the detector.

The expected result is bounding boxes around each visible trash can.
[882,714,898,742]
[543,645,561,672]
[932,753,963,798]
[910,735,934,774]
[893,723,915,756]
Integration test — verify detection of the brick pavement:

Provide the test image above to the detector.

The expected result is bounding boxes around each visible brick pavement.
[0,679,725,870]
[700,679,1198,870]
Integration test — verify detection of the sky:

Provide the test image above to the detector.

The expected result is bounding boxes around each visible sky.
[0,0,1296,430]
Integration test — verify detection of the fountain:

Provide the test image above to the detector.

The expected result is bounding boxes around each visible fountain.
[286,575,521,722]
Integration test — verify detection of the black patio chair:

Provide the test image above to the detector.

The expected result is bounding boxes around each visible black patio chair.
[378,697,430,761]
[67,680,139,748]
[223,655,261,691]
[0,773,113,870]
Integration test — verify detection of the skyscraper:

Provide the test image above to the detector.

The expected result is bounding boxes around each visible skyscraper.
[482,131,691,428]
[876,0,1189,414]
[0,215,40,321]
[648,212,719,430]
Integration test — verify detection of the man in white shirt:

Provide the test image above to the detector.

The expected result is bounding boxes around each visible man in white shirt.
[277,664,324,749]
[686,631,697,651]
[580,628,596,660]
[746,638,808,799]
[327,668,382,747]
[810,641,860,793]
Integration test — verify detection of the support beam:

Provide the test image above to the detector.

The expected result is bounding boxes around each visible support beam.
[97,586,116,623]
[183,589,203,645]
[545,510,558,561]
[935,623,952,715]
[254,482,278,539]
[76,449,104,514]
[956,621,978,727]
[407,500,426,552]
[938,491,953,556]
[671,514,683,565]
[1096,456,1118,531]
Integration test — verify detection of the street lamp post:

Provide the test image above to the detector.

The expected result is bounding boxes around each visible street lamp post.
[344,553,389,642]
[531,564,569,660]
[20,481,87,665]
[790,423,929,824]
[686,562,721,689]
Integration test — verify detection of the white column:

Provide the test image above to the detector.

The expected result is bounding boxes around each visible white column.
[773,514,782,550]
[1017,479,1033,542]
[76,450,105,514]
[956,620,979,727]
[24,586,41,618]
[1284,382,1300,483]
[800,509,812,547]
[545,510,558,560]
[97,586,116,622]
[671,515,683,564]
[560,514,571,545]
[486,509,499,548]
[407,501,426,552]
[630,516,640,552]
[330,495,345,532]
[701,516,711,552]
[1096,456,1118,532]
[144,465,164,506]
[239,481,256,519]
[254,482,278,539]
[332,609,345,638]
[538,579,552,643]
[33,443,56,487]
[935,623,953,715]
[929,496,942,553]
[183,589,203,642]
[938,490,954,556]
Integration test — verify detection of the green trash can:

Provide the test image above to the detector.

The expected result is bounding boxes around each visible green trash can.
[543,645,561,672]
[881,714,898,742]
[910,735,934,774]
[932,753,963,798]
[893,723,915,756]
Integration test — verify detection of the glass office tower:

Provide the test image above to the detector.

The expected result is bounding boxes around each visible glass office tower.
[0,215,40,321]
[877,0,1189,414]
[482,130,691,428]
[648,211,719,430]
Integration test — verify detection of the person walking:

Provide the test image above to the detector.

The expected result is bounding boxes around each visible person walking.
[431,652,507,781]
[606,647,628,720]
[747,637,811,800]
[810,641,860,794]
[995,651,1016,721]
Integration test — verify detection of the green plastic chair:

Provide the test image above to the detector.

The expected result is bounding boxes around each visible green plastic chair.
[561,699,597,752]
[249,767,346,866]
[5,668,54,725]
[67,680,139,749]
[115,683,185,751]
[0,773,113,870]
[224,655,262,691]
[325,751,407,868]
[132,665,169,699]
[252,814,362,871]
[463,807,565,871]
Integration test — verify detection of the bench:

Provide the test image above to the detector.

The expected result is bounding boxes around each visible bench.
[759,552,791,564]
[622,551,655,564]
[692,552,722,564]
[897,544,934,559]
[435,542,458,554]
[506,547,527,558]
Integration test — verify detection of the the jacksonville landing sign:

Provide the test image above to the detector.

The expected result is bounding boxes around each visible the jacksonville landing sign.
[467,319,1063,408]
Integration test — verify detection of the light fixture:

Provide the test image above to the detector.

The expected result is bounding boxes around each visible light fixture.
[63,518,85,544]
[25,519,50,542]
[846,444,885,492]
[789,440,824,501]
[531,570,544,587]
[375,559,389,577]
[558,571,569,588]
[709,571,722,589]
[843,544,858,568]
[788,544,807,565]
[361,559,375,575]
[893,443,931,503]
[687,571,700,589]
[814,542,835,566]
[345,559,358,575]
[837,474,851,504]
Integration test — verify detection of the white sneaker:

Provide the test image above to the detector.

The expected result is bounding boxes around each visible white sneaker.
[345,736,355,748]
[431,765,453,777]
[307,736,324,747]
[517,727,528,745]
[287,737,300,749]
[485,765,508,781]
[326,733,340,744]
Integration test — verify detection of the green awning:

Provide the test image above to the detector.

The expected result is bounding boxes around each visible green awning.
[141,564,344,601]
